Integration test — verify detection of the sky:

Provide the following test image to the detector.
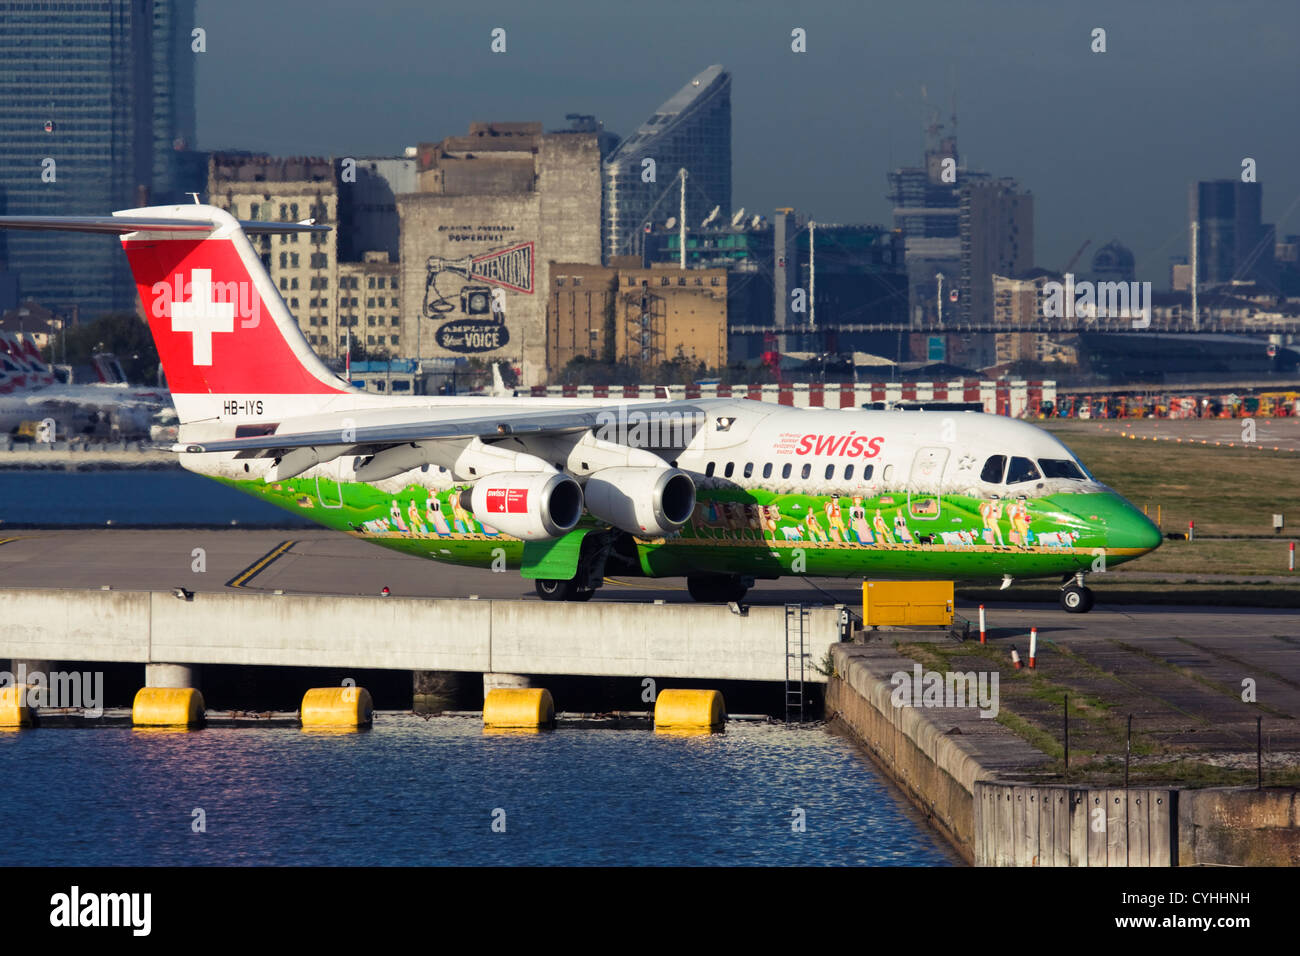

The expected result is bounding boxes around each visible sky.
[194,0,1300,283]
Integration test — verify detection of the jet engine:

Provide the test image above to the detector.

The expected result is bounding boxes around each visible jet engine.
[463,471,584,540]
[583,466,696,537]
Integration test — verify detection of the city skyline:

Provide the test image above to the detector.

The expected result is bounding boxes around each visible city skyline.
[192,0,1300,284]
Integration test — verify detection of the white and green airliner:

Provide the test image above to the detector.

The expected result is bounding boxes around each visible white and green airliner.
[0,205,1162,611]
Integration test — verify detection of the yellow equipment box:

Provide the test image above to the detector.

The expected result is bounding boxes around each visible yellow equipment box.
[862,580,954,627]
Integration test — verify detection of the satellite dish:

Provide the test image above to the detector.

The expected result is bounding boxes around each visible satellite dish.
[730,207,746,228]
[750,215,761,228]
[701,205,720,228]
[664,217,677,230]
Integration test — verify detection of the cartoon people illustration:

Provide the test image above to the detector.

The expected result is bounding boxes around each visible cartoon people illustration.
[824,498,849,543]
[1006,501,1034,547]
[407,498,428,537]
[892,513,914,545]
[450,492,476,535]
[425,496,452,537]
[849,496,873,545]
[979,498,1005,547]
[388,500,410,534]
[762,504,782,543]
[872,508,895,545]
[804,508,829,543]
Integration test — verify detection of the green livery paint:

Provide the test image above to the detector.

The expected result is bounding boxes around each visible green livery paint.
[217,475,1156,583]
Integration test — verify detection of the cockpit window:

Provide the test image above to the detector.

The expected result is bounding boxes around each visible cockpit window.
[1038,458,1087,480]
[1006,456,1041,483]
[980,455,1007,483]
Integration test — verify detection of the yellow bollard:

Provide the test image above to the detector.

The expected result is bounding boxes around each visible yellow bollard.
[0,686,34,728]
[483,687,555,730]
[654,689,726,733]
[301,686,374,728]
[133,687,205,727]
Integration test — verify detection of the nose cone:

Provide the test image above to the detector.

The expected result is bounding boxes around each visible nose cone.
[1078,493,1162,554]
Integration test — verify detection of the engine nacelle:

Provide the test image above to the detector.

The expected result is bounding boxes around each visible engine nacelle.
[583,466,696,537]
[465,471,584,540]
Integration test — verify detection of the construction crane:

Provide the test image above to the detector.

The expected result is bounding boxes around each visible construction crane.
[1062,239,1092,274]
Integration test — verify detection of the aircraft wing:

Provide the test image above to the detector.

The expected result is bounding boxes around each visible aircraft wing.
[0,215,329,235]
[178,401,707,457]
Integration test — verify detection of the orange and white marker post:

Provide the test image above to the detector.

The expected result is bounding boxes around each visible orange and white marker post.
[979,604,987,644]
[1188,519,1195,542]
[1011,647,1022,670]
[1290,541,1295,572]
[1029,628,1038,669]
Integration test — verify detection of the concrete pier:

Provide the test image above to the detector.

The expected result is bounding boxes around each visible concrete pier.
[145,663,199,689]
[827,642,1300,866]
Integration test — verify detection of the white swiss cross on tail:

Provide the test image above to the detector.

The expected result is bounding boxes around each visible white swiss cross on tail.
[169,269,235,366]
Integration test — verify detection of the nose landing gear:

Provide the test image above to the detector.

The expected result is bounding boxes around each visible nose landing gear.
[1060,571,1094,613]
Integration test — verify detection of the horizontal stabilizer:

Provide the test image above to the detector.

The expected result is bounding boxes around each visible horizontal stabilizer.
[0,215,330,235]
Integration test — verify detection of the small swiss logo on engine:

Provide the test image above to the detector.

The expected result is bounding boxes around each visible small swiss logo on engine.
[485,488,529,514]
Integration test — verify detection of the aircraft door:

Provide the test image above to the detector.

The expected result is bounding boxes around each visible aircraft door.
[907,446,949,519]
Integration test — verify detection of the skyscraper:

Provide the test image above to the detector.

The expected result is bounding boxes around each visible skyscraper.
[0,0,196,317]
[602,65,731,262]
[1190,180,1277,292]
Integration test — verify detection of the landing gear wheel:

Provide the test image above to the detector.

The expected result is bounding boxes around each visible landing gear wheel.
[1060,585,1094,614]
[535,578,576,601]
[687,575,749,604]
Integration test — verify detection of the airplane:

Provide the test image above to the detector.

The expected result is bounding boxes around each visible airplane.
[0,330,170,437]
[0,204,1162,612]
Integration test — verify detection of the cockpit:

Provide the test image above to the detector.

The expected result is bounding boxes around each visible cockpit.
[980,454,1090,485]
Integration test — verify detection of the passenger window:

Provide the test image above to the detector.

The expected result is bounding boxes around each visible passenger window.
[980,455,1007,483]
[724,462,735,478]
[743,462,754,478]
[863,464,873,480]
[782,463,792,479]
[844,464,854,481]
[705,462,715,477]
[762,463,773,479]
[801,463,812,480]
[825,464,835,480]
[1038,458,1086,480]
[1006,456,1041,483]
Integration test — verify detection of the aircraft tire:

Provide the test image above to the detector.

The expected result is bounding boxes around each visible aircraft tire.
[1060,585,1094,614]
[535,578,576,601]
[687,575,749,604]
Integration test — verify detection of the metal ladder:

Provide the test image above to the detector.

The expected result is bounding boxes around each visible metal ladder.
[784,603,809,724]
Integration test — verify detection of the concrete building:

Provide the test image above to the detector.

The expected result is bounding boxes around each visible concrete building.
[0,0,198,317]
[207,154,342,356]
[400,122,603,385]
[603,65,732,261]
[338,252,402,357]
[957,178,1034,367]
[1190,180,1277,293]
[1088,241,1135,285]
[337,156,418,263]
[547,263,727,373]
[991,270,1075,365]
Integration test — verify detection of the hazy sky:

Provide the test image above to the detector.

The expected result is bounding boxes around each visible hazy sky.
[195,0,1300,281]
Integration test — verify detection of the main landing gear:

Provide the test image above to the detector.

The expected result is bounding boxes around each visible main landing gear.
[686,574,751,604]
[1060,571,1094,614]
[534,579,595,602]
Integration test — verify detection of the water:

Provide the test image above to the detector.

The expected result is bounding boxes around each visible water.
[0,717,955,866]
[0,469,308,527]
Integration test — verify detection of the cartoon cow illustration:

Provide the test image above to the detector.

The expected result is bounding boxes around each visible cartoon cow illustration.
[939,530,976,547]
[1036,530,1080,548]
[780,525,804,541]
[762,504,782,543]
